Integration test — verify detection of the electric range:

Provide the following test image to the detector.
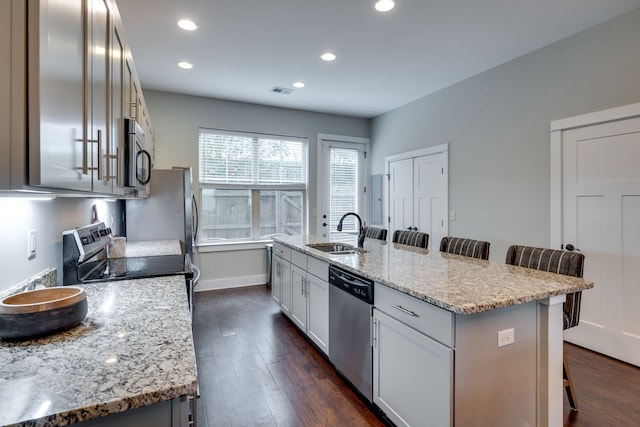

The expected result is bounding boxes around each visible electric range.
[62,222,193,290]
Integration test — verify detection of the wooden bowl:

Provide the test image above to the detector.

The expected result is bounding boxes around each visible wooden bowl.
[0,287,87,340]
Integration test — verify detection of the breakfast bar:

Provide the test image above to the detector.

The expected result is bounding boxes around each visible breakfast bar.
[272,234,593,427]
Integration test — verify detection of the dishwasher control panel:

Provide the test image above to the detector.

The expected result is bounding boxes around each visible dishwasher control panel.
[328,265,374,304]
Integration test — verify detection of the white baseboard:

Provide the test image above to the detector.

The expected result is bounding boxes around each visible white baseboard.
[194,274,267,292]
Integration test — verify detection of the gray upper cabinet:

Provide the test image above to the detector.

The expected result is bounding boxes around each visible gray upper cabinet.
[0,0,151,196]
[28,0,113,193]
[110,19,126,193]
[0,0,18,190]
[87,0,112,194]
[28,0,92,192]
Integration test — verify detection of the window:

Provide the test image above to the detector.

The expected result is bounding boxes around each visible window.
[199,129,307,242]
[329,147,360,232]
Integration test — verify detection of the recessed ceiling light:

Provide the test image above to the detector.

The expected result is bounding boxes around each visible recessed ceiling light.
[293,82,305,88]
[177,19,198,31]
[374,0,395,12]
[177,61,193,69]
[321,52,336,62]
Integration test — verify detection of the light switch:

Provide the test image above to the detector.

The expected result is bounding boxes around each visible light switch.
[449,211,456,221]
[28,229,37,258]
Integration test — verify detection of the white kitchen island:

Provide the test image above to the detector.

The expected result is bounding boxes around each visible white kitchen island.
[273,235,593,427]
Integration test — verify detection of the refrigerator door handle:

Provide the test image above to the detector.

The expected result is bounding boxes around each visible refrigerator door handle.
[192,193,199,243]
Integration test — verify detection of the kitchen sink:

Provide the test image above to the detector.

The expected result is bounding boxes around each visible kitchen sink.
[306,242,367,255]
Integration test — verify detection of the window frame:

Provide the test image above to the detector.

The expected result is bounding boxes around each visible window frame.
[197,128,309,246]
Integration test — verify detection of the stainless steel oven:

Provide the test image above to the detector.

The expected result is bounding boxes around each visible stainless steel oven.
[123,118,152,195]
[62,222,195,317]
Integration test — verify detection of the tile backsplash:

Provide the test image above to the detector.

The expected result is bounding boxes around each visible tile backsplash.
[0,268,57,299]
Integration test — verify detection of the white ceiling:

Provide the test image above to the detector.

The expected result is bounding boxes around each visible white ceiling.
[117,0,640,119]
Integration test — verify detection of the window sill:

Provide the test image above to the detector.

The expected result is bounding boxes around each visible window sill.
[197,239,274,253]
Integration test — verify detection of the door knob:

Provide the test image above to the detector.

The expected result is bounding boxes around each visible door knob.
[413,227,418,231]
[564,244,580,252]
[323,223,327,227]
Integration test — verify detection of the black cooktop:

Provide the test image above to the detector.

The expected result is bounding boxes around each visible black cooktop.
[82,254,193,283]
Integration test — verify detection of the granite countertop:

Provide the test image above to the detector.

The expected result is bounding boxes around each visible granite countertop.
[0,276,197,427]
[124,240,183,257]
[274,235,594,315]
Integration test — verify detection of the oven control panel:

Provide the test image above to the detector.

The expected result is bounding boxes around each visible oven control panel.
[63,222,112,262]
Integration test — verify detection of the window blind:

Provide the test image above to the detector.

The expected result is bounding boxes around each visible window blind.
[199,130,307,187]
[329,147,359,231]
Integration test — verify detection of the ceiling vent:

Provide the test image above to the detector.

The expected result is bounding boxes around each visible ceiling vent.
[271,86,294,95]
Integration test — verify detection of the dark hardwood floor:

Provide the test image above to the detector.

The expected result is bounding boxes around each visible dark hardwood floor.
[192,285,640,427]
[563,342,640,426]
[192,285,384,427]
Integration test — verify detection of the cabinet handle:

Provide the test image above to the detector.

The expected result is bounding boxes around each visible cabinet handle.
[84,130,103,179]
[112,146,122,185]
[373,319,378,348]
[301,278,306,296]
[390,304,419,318]
[96,130,103,181]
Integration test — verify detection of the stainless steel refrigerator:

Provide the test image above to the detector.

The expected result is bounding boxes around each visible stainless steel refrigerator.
[125,167,197,257]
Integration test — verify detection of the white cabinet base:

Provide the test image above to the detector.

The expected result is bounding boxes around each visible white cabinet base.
[373,308,452,427]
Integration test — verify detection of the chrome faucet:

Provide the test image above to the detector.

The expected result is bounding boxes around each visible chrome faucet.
[337,212,365,248]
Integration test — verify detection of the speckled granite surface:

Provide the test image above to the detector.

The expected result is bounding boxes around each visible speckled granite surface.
[0,276,197,427]
[274,235,594,315]
[124,240,182,257]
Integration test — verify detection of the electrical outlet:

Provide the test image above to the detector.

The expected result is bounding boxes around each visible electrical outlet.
[498,328,515,347]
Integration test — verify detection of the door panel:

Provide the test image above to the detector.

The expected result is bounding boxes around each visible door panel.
[575,195,605,327]
[562,117,640,366]
[622,196,640,338]
[389,158,413,233]
[414,153,446,250]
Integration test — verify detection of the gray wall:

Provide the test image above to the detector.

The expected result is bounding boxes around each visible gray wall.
[0,198,122,293]
[371,8,640,262]
[143,91,369,288]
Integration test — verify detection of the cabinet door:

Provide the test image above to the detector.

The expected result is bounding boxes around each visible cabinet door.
[0,0,9,187]
[109,21,125,192]
[373,308,453,427]
[29,0,91,191]
[87,0,111,193]
[307,273,329,355]
[290,264,307,331]
[279,259,292,317]
[271,256,282,306]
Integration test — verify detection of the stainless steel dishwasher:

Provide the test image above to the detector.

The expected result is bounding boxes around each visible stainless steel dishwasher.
[329,264,374,402]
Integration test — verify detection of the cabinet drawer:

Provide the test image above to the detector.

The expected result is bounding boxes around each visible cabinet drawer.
[273,242,290,261]
[375,283,454,347]
[290,248,307,269]
[307,257,328,281]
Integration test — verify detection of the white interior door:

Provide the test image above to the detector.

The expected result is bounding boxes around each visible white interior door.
[561,116,640,366]
[389,158,413,234]
[414,153,447,251]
